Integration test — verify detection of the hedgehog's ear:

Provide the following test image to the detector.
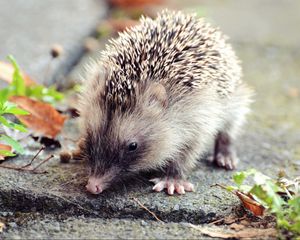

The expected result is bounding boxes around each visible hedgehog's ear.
[148,83,168,108]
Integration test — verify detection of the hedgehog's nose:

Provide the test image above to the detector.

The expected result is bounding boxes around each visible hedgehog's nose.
[86,177,103,194]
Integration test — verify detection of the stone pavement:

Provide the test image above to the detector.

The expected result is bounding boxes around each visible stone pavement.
[2,215,206,239]
[168,0,300,47]
[1,0,300,239]
[0,0,107,87]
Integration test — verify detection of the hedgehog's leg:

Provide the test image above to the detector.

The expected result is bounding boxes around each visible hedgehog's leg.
[212,131,238,170]
[150,162,195,195]
[211,84,252,170]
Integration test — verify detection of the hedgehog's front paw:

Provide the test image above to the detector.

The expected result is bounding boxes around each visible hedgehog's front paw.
[150,178,195,195]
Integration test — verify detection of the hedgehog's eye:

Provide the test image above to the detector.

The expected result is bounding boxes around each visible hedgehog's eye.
[128,142,138,152]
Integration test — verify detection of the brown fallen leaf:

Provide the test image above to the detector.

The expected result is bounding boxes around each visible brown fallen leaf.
[9,96,67,138]
[0,143,12,160]
[109,0,162,8]
[108,18,139,32]
[213,184,265,217]
[229,222,245,231]
[235,190,265,216]
[190,224,277,239]
[0,61,35,86]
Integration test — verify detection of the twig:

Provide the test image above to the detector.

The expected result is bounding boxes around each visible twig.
[132,197,164,223]
[0,164,47,174]
[208,215,247,225]
[210,183,229,190]
[0,164,32,171]
[0,154,54,174]
[32,155,54,172]
[21,146,45,168]
[208,218,225,225]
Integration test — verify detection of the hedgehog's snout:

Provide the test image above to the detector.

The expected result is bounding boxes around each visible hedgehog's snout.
[86,167,120,194]
[86,176,104,194]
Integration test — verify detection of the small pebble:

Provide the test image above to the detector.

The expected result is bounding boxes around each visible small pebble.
[52,222,60,232]
[8,222,18,228]
[1,212,8,217]
[173,204,180,211]
[50,44,64,58]
[141,220,147,226]
[59,151,72,163]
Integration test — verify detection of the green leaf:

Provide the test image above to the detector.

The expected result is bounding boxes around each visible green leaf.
[26,85,44,99]
[252,171,272,185]
[233,168,257,187]
[0,149,15,157]
[3,55,64,104]
[7,55,26,96]
[226,168,300,236]
[43,86,64,100]
[0,116,27,132]
[4,107,28,115]
[26,85,64,103]
[0,88,9,103]
[225,185,237,192]
[0,135,24,154]
[3,102,28,115]
[0,115,11,127]
[10,122,27,132]
[250,182,284,212]
[233,172,247,187]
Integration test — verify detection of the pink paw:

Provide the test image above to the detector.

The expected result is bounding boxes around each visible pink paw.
[150,178,195,195]
[207,152,239,170]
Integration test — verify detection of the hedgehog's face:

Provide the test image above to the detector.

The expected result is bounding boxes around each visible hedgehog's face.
[83,83,169,194]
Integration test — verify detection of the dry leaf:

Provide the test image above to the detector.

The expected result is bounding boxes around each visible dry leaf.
[190,224,277,239]
[0,61,35,86]
[229,223,245,231]
[235,191,265,216]
[0,143,12,160]
[0,221,5,233]
[109,19,139,32]
[9,96,67,138]
[109,0,162,8]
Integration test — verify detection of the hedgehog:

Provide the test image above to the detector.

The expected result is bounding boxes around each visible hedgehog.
[78,10,253,195]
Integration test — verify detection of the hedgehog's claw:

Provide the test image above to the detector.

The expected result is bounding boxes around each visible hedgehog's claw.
[212,132,239,170]
[214,151,239,170]
[151,178,195,195]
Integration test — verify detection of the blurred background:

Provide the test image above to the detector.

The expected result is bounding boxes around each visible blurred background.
[0,0,299,166]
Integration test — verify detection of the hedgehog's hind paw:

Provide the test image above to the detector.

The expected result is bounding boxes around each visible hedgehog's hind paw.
[212,132,239,170]
[214,152,239,170]
[150,178,195,195]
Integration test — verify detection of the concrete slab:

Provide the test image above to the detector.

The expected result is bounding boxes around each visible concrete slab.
[167,0,300,47]
[2,215,208,239]
[0,0,107,86]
